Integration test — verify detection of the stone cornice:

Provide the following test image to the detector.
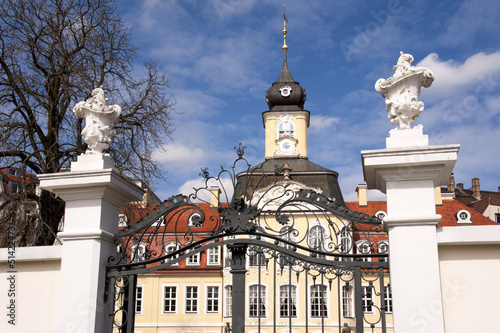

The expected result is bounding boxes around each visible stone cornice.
[362,144,460,193]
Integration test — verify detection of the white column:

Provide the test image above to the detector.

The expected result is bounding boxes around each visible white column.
[38,154,144,333]
[362,140,459,333]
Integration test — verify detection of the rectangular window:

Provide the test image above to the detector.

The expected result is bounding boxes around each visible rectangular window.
[495,213,500,224]
[279,285,297,318]
[163,286,177,313]
[384,284,393,313]
[206,286,219,313]
[362,286,373,314]
[135,285,143,314]
[310,285,328,318]
[225,285,232,317]
[185,286,199,313]
[249,285,266,317]
[342,284,353,318]
[187,250,200,266]
[249,251,265,267]
[208,246,220,265]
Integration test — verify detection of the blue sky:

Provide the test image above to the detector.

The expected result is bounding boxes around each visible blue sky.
[117,0,500,202]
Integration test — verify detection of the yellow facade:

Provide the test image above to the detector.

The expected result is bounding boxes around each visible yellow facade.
[132,212,393,333]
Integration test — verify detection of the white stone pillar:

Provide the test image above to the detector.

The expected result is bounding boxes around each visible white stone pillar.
[38,154,144,333]
[362,135,459,333]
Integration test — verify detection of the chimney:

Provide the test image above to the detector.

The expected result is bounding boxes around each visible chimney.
[210,186,221,207]
[356,184,368,207]
[434,187,443,206]
[457,183,464,190]
[472,178,480,199]
[447,174,455,193]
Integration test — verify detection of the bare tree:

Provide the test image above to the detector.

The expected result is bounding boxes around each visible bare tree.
[0,0,175,246]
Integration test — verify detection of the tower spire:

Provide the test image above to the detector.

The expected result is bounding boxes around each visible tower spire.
[282,4,288,62]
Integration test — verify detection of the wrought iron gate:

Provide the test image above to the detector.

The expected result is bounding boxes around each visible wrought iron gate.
[105,147,390,333]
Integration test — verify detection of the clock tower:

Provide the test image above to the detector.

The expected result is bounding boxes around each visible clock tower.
[234,6,345,207]
[263,10,309,160]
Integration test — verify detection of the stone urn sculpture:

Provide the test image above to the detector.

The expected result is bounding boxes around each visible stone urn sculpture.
[375,51,434,130]
[73,87,121,154]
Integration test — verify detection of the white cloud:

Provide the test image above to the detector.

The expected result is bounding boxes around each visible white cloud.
[310,115,340,132]
[417,52,500,98]
[155,143,206,164]
[178,174,235,202]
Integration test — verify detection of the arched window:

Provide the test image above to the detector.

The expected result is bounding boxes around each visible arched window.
[130,242,147,263]
[279,284,297,318]
[224,285,232,317]
[277,114,296,139]
[310,284,328,318]
[308,225,326,259]
[342,283,353,318]
[377,240,389,254]
[278,225,297,266]
[165,242,180,266]
[356,240,372,262]
[339,226,352,254]
[249,284,266,317]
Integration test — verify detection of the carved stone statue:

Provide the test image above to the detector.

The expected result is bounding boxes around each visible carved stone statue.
[341,323,351,333]
[73,87,121,154]
[375,51,434,130]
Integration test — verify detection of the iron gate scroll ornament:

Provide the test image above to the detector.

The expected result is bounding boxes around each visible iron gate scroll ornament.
[105,145,390,333]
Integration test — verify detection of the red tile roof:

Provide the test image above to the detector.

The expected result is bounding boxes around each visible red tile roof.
[346,199,496,226]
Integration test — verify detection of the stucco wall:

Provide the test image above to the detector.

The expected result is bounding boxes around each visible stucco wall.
[0,246,61,333]
[437,226,500,332]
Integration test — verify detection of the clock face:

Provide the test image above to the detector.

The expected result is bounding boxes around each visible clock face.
[274,137,298,157]
[280,85,292,97]
[280,139,293,150]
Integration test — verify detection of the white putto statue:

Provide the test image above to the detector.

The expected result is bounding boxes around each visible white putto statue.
[375,51,434,130]
[73,87,121,154]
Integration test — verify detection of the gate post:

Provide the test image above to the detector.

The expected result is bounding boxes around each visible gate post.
[38,154,144,332]
[363,140,458,333]
[228,243,248,333]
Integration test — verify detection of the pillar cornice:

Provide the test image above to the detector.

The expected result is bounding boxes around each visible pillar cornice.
[362,144,460,193]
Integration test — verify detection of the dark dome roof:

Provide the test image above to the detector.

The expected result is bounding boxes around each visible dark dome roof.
[266,60,306,112]
[234,158,345,207]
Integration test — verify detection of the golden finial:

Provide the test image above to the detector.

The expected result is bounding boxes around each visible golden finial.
[282,4,288,56]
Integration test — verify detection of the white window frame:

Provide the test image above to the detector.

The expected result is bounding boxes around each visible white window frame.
[224,284,232,317]
[188,212,202,227]
[342,283,353,318]
[362,285,374,314]
[309,283,329,318]
[130,242,147,263]
[135,284,144,315]
[248,283,267,318]
[118,213,128,227]
[278,225,298,267]
[278,283,298,318]
[205,284,221,314]
[186,249,200,266]
[308,224,327,259]
[207,243,220,266]
[384,284,393,313]
[165,242,180,266]
[162,284,178,314]
[248,246,266,267]
[184,285,200,314]
[377,240,389,254]
[356,240,372,262]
